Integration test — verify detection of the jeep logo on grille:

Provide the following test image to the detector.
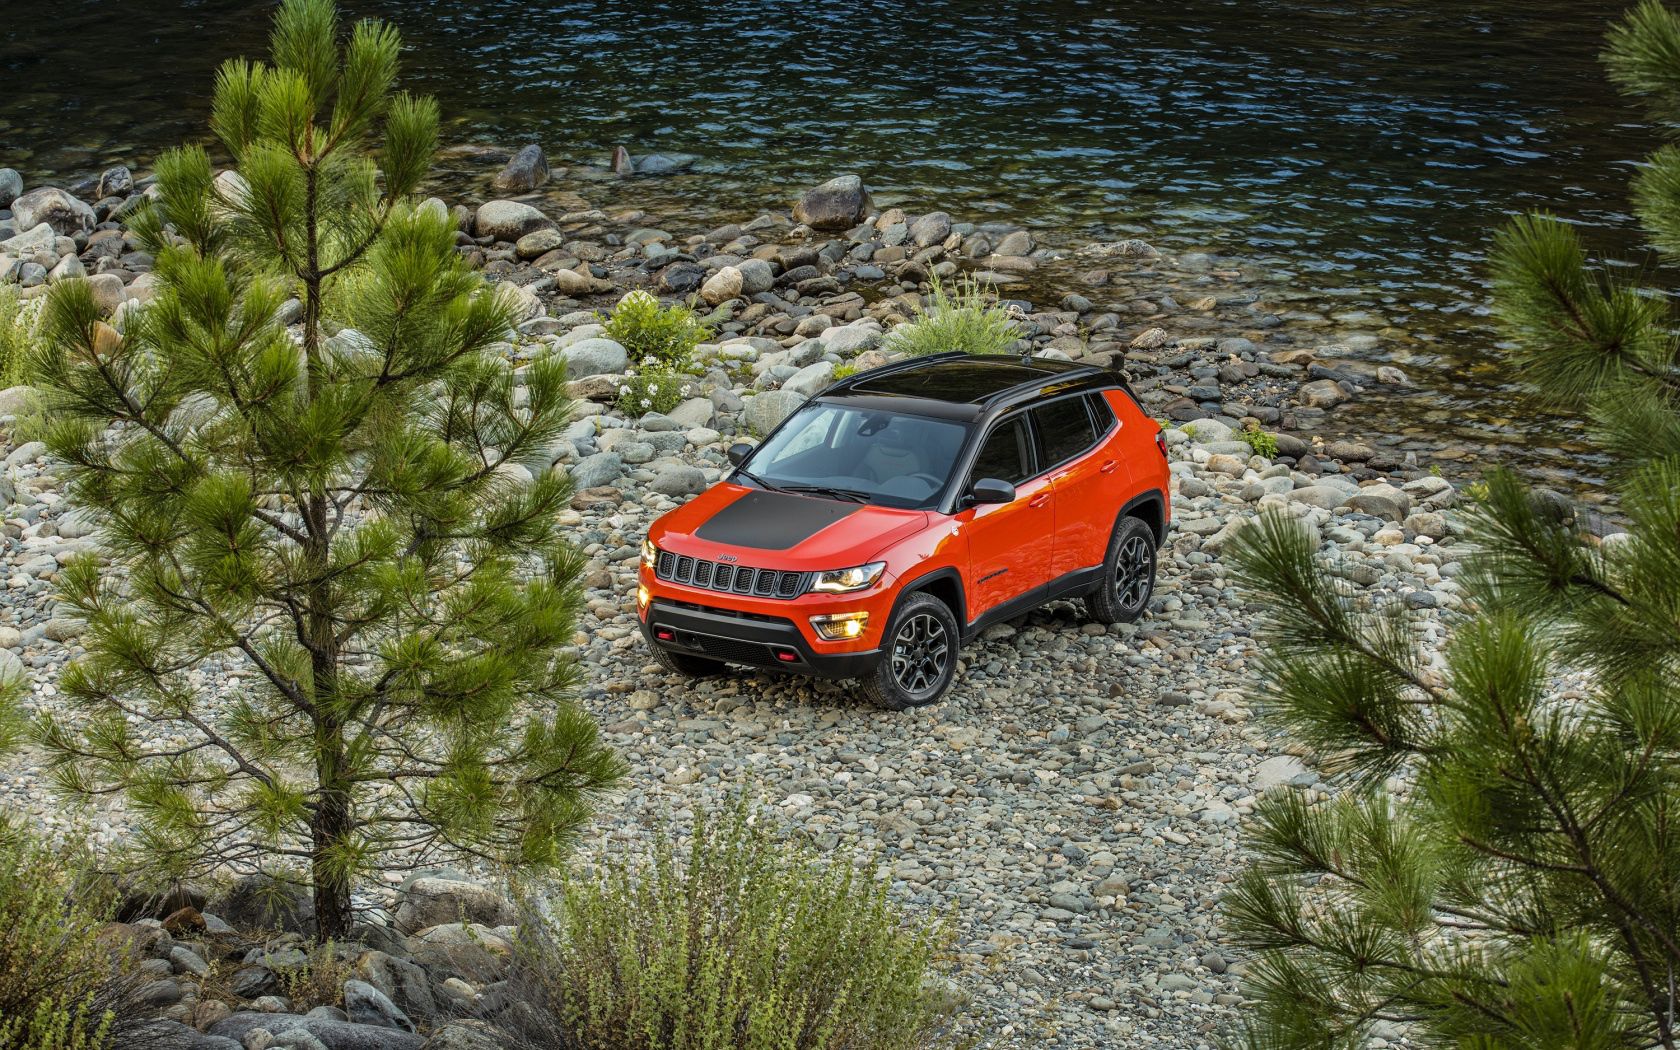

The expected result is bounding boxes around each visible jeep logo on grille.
[717,554,739,563]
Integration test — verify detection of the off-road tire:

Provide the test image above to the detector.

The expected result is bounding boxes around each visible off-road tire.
[861,590,961,710]
[1085,515,1158,624]
[649,642,727,677]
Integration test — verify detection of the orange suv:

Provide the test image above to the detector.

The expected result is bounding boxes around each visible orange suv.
[636,352,1171,709]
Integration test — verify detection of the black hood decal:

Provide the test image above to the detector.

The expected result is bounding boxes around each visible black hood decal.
[695,490,861,550]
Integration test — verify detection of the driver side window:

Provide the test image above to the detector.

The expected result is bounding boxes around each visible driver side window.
[969,414,1032,486]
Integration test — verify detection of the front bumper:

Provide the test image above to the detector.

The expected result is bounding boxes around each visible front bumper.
[641,598,882,679]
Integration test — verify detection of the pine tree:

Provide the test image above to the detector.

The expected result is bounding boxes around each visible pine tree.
[1222,3,1680,1046]
[28,0,623,942]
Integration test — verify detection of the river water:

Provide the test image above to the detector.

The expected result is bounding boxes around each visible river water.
[1,0,1664,487]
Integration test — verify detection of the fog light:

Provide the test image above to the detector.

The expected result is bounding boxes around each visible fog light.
[636,583,651,610]
[810,611,869,641]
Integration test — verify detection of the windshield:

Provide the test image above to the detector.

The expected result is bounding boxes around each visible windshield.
[741,402,970,509]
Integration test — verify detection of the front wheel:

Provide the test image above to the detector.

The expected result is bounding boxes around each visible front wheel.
[860,591,961,711]
[1085,515,1158,624]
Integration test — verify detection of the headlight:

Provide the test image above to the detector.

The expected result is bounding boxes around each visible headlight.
[811,611,869,641]
[811,562,886,593]
[642,537,657,568]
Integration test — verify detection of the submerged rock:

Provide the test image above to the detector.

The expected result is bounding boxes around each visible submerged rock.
[491,144,549,192]
[792,174,869,231]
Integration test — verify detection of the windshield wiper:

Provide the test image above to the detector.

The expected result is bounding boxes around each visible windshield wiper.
[777,484,870,504]
[735,468,781,492]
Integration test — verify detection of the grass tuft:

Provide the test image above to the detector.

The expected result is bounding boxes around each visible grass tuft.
[885,273,1020,357]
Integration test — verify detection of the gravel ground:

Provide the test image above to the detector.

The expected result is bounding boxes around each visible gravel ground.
[0,168,1471,1047]
[0,415,1463,1048]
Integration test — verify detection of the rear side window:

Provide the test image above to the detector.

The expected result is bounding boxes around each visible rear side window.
[1086,392,1116,433]
[969,414,1032,485]
[1031,397,1097,468]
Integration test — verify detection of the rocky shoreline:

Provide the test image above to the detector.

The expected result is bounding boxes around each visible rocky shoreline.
[0,153,1470,1049]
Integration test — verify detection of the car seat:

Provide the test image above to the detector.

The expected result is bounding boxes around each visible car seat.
[856,429,926,483]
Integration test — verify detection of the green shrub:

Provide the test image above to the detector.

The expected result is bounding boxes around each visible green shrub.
[0,287,41,390]
[885,273,1020,357]
[602,290,710,370]
[617,368,691,418]
[504,798,958,1050]
[1237,425,1278,458]
[832,363,859,381]
[0,822,149,1050]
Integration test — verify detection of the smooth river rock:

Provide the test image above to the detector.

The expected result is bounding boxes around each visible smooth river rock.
[792,175,869,231]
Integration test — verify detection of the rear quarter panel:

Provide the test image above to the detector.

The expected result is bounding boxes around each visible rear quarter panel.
[1104,388,1171,533]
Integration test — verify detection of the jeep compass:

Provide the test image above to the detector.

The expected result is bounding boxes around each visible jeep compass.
[636,351,1171,709]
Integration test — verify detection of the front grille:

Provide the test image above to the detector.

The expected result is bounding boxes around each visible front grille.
[691,635,775,665]
[663,599,786,624]
[655,550,809,600]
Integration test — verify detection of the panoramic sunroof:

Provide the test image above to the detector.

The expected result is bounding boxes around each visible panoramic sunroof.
[850,360,1063,403]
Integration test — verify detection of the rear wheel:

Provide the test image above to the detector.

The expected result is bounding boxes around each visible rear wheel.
[861,591,961,710]
[1085,515,1158,624]
[649,642,727,678]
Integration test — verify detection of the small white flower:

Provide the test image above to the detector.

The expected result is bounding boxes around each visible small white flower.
[620,385,632,396]
[643,355,657,366]
[680,384,692,396]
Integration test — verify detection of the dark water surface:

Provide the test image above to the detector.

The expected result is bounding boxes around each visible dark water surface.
[0,0,1663,486]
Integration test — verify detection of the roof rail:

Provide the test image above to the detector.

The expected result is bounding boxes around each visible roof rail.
[825,349,968,392]
[976,362,1110,410]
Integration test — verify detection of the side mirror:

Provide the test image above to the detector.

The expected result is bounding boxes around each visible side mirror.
[967,478,1016,505]
[727,442,754,466]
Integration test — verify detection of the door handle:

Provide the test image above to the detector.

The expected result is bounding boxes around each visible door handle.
[1029,492,1051,509]
[1099,460,1118,474]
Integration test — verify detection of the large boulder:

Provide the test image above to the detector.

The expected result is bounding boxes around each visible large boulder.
[561,338,629,378]
[491,144,549,192]
[86,273,127,316]
[343,979,414,1032]
[406,923,512,982]
[1346,483,1412,521]
[667,397,715,429]
[782,361,835,398]
[700,265,744,306]
[820,323,882,356]
[0,168,21,208]
[10,186,96,236]
[792,175,869,231]
[649,463,705,497]
[735,257,775,295]
[209,1012,423,1050]
[97,165,134,198]
[473,200,554,242]
[744,390,807,435]
[1289,484,1353,511]
[393,877,513,935]
[570,451,624,488]
[352,950,436,1023]
[910,211,952,248]
[421,1024,501,1050]
[1,222,56,256]
[514,227,563,260]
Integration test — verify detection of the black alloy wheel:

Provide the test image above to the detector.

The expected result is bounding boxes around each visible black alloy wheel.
[1085,515,1158,624]
[862,591,960,710]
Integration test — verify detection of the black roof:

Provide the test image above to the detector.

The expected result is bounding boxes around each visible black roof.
[820,351,1128,423]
